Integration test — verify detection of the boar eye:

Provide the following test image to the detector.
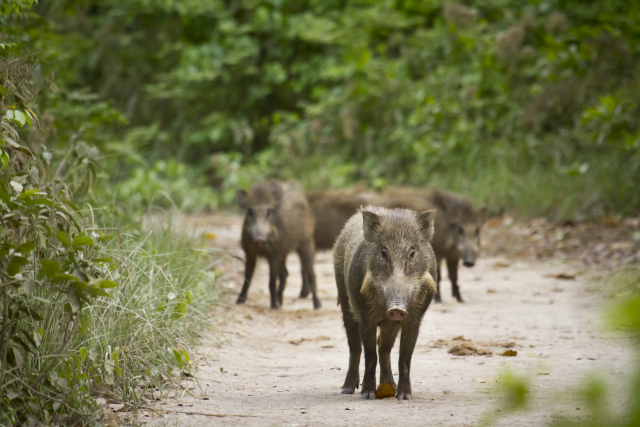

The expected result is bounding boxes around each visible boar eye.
[409,247,416,259]
[458,226,464,235]
[381,247,388,259]
[247,208,255,217]
[266,208,275,218]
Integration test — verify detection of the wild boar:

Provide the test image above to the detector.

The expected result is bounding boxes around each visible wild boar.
[237,180,321,309]
[333,206,437,400]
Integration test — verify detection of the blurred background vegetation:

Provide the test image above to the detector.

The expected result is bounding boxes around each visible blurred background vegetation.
[2,0,640,425]
[7,0,640,218]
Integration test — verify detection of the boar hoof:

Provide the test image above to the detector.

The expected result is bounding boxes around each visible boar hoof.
[454,294,464,303]
[313,297,322,310]
[361,391,376,400]
[236,295,247,304]
[434,294,442,303]
[396,384,412,400]
[299,288,310,298]
[341,388,355,394]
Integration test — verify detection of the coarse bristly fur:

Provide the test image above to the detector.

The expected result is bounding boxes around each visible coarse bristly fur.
[333,206,437,401]
[236,179,321,310]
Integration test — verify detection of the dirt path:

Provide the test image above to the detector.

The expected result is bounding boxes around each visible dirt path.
[144,214,634,427]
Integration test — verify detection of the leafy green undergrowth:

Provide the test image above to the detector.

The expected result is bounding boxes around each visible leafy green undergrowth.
[1,202,221,426]
[1,49,221,426]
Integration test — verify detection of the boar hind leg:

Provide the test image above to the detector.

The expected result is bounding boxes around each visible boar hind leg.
[298,258,310,299]
[447,257,463,303]
[276,261,288,307]
[237,250,257,304]
[337,278,360,394]
[298,246,321,309]
[378,322,401,390]
[397,324,421,400]
[434,257,443,303]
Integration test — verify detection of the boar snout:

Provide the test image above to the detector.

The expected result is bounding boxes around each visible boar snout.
[386,304,408,321]
[254,238,267,247]
[463,258,475,267]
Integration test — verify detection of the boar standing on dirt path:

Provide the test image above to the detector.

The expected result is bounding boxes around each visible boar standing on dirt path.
[333,206,437,400]
[236,180,321,310]
[428,189,487,303]
[306,186,386,250]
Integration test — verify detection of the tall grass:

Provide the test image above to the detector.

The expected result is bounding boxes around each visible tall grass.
[3,210,221,426]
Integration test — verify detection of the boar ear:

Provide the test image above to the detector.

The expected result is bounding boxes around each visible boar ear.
[430,189,449,212]
[418,210,436,242]
[478,207,489,224]
[362,211,381,243]
[237,189,249,210]
[270,181,284,201]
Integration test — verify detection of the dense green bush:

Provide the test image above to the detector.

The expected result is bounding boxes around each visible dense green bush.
[1,6,220,425]
[24,0,640,218]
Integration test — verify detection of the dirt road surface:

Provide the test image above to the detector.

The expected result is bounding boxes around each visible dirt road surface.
[144,214,634,427]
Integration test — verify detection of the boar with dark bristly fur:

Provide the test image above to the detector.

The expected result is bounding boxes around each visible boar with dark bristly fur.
[333,206,437,400]
[306,186,386,250]
[429,189,487,303]
[236,180,321,310]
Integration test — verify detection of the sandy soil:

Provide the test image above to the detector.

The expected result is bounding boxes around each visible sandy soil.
[139,213,635,427]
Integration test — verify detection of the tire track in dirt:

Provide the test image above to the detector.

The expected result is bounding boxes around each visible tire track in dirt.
[143,214,633,427]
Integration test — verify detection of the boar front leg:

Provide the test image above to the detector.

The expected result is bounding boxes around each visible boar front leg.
[360,322,378,400]
[277,260,289,307]
[434,256,443,303]
[237,250,257,304]
[378,322,401,391]
[268,256,282,309]
[397,323,421,400]
[447,257,463,303]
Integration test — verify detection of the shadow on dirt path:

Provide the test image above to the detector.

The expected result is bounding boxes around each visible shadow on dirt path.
[142,213,633,427]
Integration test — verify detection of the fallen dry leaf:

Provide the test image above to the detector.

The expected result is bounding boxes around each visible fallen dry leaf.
[501,342,516,348]
[452,335,470,341]
[501,350,517,357]
[321,345,334,349]
[375,383,396,399]
[545,273,575,280]
[288,338,309,345]
[493,261,510,269]
[487,288,497,294]
[536,372,550,376]
[315,336,331,341]
[443,390,454,394]
[448,343,492,356]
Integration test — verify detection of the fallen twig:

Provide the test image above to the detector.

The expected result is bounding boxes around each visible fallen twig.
[157,408,260,418]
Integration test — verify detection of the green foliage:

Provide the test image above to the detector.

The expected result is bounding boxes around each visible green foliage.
[21,0,640,218]
[1,7,220,426]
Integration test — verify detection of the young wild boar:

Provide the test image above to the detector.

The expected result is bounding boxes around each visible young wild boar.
[333,207,437,400]
[429,189,487,303]
[236,180,321,310]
